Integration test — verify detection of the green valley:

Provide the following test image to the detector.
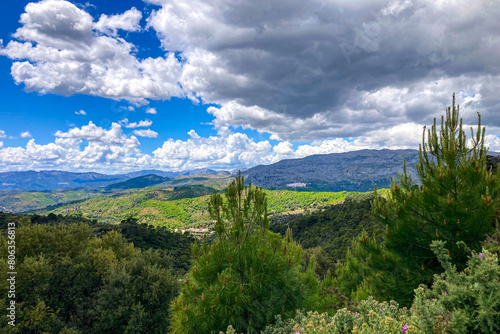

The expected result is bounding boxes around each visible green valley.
[32,186,368,229]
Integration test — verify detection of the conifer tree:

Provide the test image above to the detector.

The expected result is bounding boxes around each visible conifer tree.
[372,93,499,292]
[169,173,319,333]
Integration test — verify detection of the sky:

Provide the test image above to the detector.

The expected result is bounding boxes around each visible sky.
[1,0,500,173]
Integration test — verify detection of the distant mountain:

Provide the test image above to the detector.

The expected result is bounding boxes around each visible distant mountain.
[0,170,128,191]
[0,169,228,191]
[123,168,225,178]
[122,170,179,178]
[104,174,169,191]
[243,149,421,192]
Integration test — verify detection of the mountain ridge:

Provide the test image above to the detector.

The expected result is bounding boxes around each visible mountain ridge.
[243,148,421,192]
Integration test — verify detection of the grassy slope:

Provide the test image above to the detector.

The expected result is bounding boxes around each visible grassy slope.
[34,188,374,229]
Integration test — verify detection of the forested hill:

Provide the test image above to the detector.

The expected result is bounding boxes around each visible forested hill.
[270,196,384,276]
[243,149,420,192]
[0,211,194,272]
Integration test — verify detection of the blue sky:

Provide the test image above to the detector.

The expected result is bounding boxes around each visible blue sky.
[1,0,500,173]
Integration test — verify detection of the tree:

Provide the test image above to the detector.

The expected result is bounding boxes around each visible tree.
[169,173,320,333]
[0,222,180,333]
[370,93,499,301]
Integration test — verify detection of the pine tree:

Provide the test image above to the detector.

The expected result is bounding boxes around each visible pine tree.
[169,173,319,333]
[371,93,499,298]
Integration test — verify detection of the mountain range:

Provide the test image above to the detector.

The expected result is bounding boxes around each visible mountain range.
[0,168,226,191]
[4,148,484,192]
[243,149,420,192]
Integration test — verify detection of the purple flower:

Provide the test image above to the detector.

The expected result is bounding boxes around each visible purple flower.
[479,253,484,259]
[402,323,408,332]
[302,328,304,331]
[444,291,448,296]
[355,313,359,317]
[380,308,384,311]
[296,331,300,334]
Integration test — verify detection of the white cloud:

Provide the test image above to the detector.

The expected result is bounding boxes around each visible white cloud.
[152,131,272,169]
[0,122,144,172]
[1,119,497,173]
[484,134,500,153]
[145,107,157,114]
[133,129,158,138]
[55,121,140,146]
[75,109,87,115]
[0,0,183,103]
[0,142,3,148]
[93,7,142,37]
[0,130,6,139]
[119,118,153,128]
[20,131,32,138]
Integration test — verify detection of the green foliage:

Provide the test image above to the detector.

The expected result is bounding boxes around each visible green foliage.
[0,222,181,333]
[0,189,99,213]
[259,298,418,334]
[412,240,500,333]
[335,232,417,306]
[271,199,384,277]
[369,94,498,304]
[170,173,321,333]
[265,190,346,214]
[0,211,195,273]
[35,186,354,229]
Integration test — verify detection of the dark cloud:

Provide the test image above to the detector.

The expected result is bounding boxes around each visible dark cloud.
[146,0,500,139]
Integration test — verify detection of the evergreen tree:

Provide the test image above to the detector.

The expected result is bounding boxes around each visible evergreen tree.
[371,93,499,299]
[169,173,320,333]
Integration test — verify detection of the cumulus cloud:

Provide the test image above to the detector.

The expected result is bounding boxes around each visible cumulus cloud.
[144,0,500,140]
[0,122,144,172]
[75,109,87,115]
[20,131,32,138]
[0,130,6,139]
[152,131,273,170]
[0,0,183,103]
[133,129,158,138]
[119,118,153,128]
[55,121,140,146]
[145,107,157,114]
[93,7,142,36]
[2,120,498,173]
[2,0,500,143]
[0,142,3,148]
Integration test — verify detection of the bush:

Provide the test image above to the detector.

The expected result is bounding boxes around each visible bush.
[412,240,500,333]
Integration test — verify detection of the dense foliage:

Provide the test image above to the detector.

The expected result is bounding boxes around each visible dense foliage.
[254,233,500,333]
[0,211,195,273]
[0,222,180,333]
[271,198,383,274]
[170,174,322,333]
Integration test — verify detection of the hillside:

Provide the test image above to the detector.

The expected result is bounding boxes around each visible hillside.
[33,187,360,229]
[270,197,384,267]
[104,174,170,191]
[0,188,107,213]
[0,174,236,213]
[243,149,420,192]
